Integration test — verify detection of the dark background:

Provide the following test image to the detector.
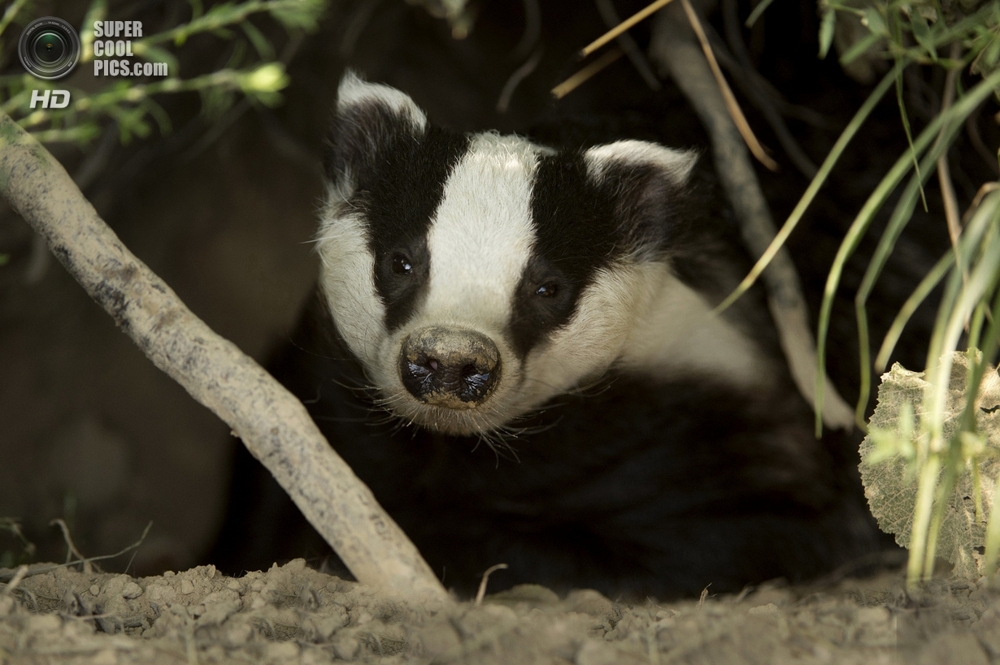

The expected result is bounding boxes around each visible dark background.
[0,0,991,576]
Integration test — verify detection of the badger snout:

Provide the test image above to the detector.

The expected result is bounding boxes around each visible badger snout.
[399,327,501,408]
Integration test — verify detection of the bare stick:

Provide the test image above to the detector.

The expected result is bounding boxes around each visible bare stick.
[50,519,91,573]
[0,523,153,583]
[580,0,675,58]
[679,0,778,171]
[650,2,854,430]
[593,0,662,92]
[0,113,451,604]
[474,563,508,606]
[1,566,28,597]
[552,47,623,99]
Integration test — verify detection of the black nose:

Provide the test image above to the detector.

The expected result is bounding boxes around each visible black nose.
[399,327,501,408]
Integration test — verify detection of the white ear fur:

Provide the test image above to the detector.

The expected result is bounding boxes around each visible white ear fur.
[584,140,697,187]
[336,70,428,132]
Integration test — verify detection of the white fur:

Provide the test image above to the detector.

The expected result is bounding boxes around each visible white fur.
[585,140,697,186]
[616,265,772,386]
[517,262,770,411]
[336,71,428,133]
[423,133,538,326]
[317,73,429,366]
[317,83,763,435]
[518,263,653,408]
[316,189,386,371]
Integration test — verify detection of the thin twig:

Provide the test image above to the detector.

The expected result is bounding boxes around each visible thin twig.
[0,565,28,597]
[0,523,153,583]
[719,0,817,177]
[697,584,711,610]
[474,564,508,606]
[594,0,662,92]
[580,0,675,57]
[552,47,623,99]
[680,0,778,171]
[0,113,451,604]
[50,519,92,573]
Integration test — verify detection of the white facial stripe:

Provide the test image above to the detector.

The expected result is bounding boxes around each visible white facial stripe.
[419,133,539,332]
[337,71,428,132]
[316,190,385,369]
[585,140,697,187]
[314,93,761,436]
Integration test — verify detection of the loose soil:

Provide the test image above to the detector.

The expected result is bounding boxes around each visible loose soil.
[4,3,997,664]
[2,560,998,663]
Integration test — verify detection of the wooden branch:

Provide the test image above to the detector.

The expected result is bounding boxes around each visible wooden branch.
[650,2,855,431]
[0,113,451,605]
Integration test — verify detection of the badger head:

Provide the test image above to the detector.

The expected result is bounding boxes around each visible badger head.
[317,73,761,437]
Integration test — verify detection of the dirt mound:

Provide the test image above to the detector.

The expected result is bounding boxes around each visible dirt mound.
[2,560,999,663]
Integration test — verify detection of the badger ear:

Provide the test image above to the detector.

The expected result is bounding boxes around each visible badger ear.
[323,71,429,194]
[582,141,699,252]
[584,140,697,188]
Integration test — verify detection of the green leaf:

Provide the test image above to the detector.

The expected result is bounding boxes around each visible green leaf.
[909,11,937,61]
[241,20,274,61]
[863,6,886,36]
[270,0,325,31]
[839,32,882,66]
[745,0,776,28]
[0,0,32,41]
[860,353,1000,579]
[819,7,836,59]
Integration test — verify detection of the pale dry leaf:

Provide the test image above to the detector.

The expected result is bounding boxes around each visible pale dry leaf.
[860,352,1000,576]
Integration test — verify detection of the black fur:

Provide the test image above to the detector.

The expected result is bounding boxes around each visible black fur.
[326,101,469,332]
[211,288,880,598]
[508,153,684,357]
[208,83,884,599]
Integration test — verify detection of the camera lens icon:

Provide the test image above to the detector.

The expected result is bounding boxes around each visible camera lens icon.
[19,17,81,80]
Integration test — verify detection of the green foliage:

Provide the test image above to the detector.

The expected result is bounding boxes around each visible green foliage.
[822,1,1000,68]
[0,0,325,145]
[731,0,1000,584]
[809,0,1000,585]
[862,353,1000,580]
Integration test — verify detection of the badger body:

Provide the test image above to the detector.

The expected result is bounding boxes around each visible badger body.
[220,73,882,597]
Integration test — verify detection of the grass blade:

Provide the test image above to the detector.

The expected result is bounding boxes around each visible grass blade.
[814,67,1000,436]
[714,70,896,315]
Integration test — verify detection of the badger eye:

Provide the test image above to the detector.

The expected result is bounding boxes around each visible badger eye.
[535,283,558,298]
[391,253,413,275]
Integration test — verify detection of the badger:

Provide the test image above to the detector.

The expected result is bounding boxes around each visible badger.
[214,72,883,598]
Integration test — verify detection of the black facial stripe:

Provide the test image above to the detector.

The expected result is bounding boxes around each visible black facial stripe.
[334,107,468,332]
[509,153,627,357]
